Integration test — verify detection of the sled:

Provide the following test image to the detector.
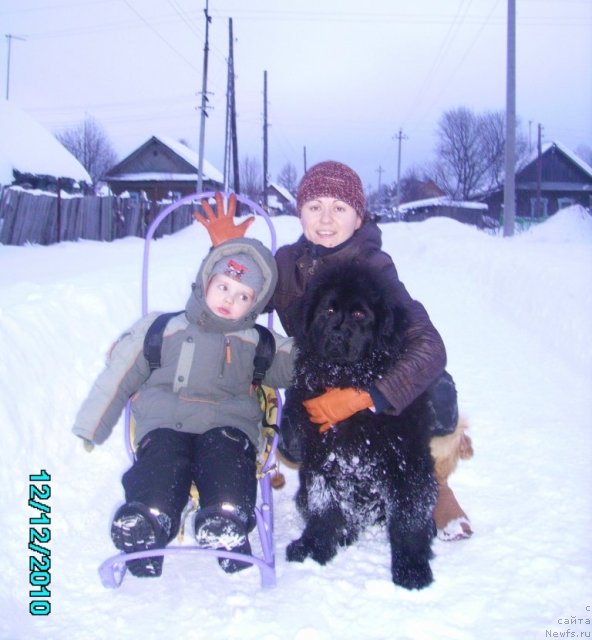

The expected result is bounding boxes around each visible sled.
[98,192,282,589]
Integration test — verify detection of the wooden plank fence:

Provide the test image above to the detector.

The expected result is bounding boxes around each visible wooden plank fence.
[0,189,195,245]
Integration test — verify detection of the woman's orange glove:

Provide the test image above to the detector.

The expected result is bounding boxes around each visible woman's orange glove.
[193,192,255,246]
[303,388,374,433]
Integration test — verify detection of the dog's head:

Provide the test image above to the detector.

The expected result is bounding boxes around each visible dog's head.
[297,263,408,369]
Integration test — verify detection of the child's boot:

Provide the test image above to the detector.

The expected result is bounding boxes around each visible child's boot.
[111,501,172,577]
[194,506,252,573]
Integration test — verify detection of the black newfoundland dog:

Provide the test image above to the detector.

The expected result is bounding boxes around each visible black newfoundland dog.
[285,262,438,590]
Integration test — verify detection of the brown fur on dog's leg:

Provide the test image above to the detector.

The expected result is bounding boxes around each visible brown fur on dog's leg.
[429,415,472,482]
[430,416,473,540]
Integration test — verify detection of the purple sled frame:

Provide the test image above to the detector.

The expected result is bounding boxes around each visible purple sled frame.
[98,192,281,589]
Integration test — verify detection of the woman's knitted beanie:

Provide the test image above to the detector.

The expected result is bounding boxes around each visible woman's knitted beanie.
[296,160,367,219]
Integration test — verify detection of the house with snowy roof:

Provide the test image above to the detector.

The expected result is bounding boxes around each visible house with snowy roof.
[397,196,491,228]
[0,100,91,193]
[482,141,592,219]
[265,182,297,215]
[104,135,223,202]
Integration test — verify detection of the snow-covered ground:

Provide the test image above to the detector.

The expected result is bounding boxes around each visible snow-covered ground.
[1,206,591,640]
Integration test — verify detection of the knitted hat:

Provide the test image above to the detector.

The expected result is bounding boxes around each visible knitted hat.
[209,252,265,297]
[297,160,367,219]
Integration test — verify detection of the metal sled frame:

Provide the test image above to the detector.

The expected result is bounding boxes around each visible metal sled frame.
[99,192,281,589]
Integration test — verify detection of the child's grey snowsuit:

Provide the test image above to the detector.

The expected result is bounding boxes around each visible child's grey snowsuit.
[72,237,295,532]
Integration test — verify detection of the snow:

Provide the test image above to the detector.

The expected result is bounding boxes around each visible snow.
[0,100,91,186]
[1,206,591,640]
[398,196,488,212]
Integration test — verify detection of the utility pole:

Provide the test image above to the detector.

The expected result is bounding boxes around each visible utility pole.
[229,21,240,195]
[536,123,543,218]
[223,18,239,193]
[262,70,269,209]
[196,1,211,195]
[223,24,231,192]
[223,18,232,191]
[5,34,26,100]
[303,146,307,175]
[394,128,407,213]
[503,0,516,237]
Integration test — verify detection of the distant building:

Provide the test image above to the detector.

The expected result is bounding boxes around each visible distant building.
[398,196,490,228]
[482,141,592,220]
[104,135,223,201]
[265,182,297,215]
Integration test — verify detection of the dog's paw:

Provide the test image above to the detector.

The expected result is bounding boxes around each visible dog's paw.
[286,538,310,563]
[286,536,336,565]
[392,559,434,590]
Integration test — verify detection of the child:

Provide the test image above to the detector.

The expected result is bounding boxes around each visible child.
[72,235,295,577]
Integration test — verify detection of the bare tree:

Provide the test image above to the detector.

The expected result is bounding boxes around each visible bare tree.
[432,107,489,199]
[276,162,298,195]
[431,107,527,199]
[240,155,263,202]
[55,116,118,185]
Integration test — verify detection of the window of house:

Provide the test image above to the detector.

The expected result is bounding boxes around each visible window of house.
[557,197,576,210]
[529,197,548,217]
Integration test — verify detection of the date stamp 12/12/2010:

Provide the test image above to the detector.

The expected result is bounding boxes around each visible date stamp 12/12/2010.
[28,470,51,616]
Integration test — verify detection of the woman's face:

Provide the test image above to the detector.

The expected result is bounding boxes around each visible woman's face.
[300,197,363,248]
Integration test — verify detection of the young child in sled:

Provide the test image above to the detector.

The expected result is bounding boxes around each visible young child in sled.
[72,227,296,577]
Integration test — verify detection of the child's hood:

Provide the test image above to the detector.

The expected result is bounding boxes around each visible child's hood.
[185,237,278,332]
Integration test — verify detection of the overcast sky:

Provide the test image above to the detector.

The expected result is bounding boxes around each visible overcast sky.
[2,0,591,190]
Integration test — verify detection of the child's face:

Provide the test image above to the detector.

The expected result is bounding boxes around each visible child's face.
[205,273,257,320]
[300,197,362,248]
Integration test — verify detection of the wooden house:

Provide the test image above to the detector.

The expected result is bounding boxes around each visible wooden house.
[104,135,223,201]
[483,141,592,220]
[398,196,491,228]
[265,182,297,215]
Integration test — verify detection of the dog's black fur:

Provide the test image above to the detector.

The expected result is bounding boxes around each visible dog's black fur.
[285,263,438,590]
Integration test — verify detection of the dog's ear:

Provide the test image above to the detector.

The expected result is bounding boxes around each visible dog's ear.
[374,286,409,353]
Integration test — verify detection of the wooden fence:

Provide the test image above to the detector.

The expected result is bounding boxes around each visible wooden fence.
[0,189,195,245]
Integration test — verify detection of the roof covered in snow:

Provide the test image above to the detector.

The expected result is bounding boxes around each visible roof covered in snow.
[107,134,223,186]
[268,182,296,204]
[524,140,592,179]
[154,134,224,184]
[0,100,91,186]
[398,196,488,212]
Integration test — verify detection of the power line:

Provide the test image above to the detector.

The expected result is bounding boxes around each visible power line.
[401,0,474,127]
[121,0,199,71]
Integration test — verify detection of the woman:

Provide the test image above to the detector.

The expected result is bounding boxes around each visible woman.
[269,161,473,541]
